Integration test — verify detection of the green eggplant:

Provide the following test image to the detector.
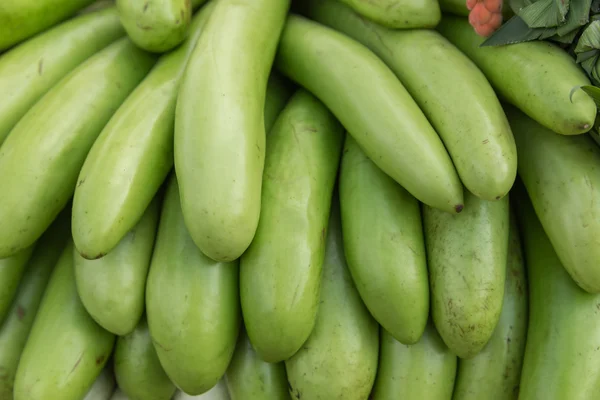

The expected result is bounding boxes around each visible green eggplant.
[174,0,290,262]
[114,315,176,400]
[339,134,429,344]
[303,0,517,201]
[72,5,213,260]
[0,209,70,399]
[424,190,509,359]
[0,6,124,146]
[116,0,192,53]
[74,197,160,335]
[0,0,96,50]
[284,200,379,400]
[505,104,600,293]
[275,14,463,214]
[437,16,596,136]
[452,211,528,399]
[372,322,457,400]
[146,174,240,395]
[514,183,600,400]
[0,38,156,259]
[240,89,343,362]
[13,241,116,400]
[225,329,289,400]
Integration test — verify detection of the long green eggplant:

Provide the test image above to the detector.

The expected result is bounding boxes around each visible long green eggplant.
[0,0,97,50]
[225,329,289,400]
[339,134,428,344]
[72,5,212,260]
[304,0,516,201]
[74,197,160,336]
[424,190,509,359]
[452,211,528,399]
[116,0,192,53]
[0,38,156,259]
[285,200,379,400]
[0,246,35,324]
[146,174,240,395]
[240,89,343,362]
[514,183,600,399]
[175,0,290,262]
[0,7,124,146]
[13,241,115,400]
[506,104,600,293]
[437,16,596,136]
[0,209,70,399]
[114,315,176,400]
[275,14,463,214]
[371,322,457,400]
[336,0,441,28]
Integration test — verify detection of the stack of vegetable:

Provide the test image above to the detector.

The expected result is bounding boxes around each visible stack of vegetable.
[0,0,599,399]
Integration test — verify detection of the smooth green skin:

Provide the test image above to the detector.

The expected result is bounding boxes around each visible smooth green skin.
[284,202,379,400]
[13,241,116,400]
[0,210,70,399]
[83,365,116,400]
[339,135,428,345]
[506,105,600,293]
[72,7,211,261]
[225,329,289,400]
[424,190,509,359]
[437,16,596,136]
[305,0,516,201]
[0,0,96,50]
[175,0,290,262]
[0,39,156,259]
[338,0,440,28]
[452,212,528,400]
[114,316,176,400]
[0,7,124,146]
[276,15,463,214]
[117,0,191,53]
[146,174,240,395]
[264,73,295,135]
[0,246,35,324]
[372,322,457,400]
[240,90,344,362]
[74,198,159,336]
[514,184,600,400]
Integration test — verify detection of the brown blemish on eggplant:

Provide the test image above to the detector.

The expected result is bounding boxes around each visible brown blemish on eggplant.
[16,305,25,321]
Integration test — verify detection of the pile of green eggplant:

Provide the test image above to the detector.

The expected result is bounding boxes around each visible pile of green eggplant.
[1,0,600,399]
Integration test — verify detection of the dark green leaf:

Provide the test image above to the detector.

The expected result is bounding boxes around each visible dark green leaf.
[575,20,600,52]
[556,0,592,35]
[550,26,582,42]
[481,15,559,45]
[518,0,569,27]
[576,48,599,62]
